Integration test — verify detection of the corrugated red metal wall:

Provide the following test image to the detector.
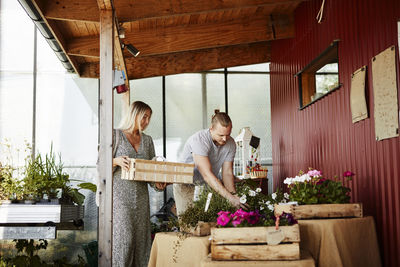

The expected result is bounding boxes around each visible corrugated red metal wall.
[270,0,400,266]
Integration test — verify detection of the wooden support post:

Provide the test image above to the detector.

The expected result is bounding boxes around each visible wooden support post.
[98,8,114,267]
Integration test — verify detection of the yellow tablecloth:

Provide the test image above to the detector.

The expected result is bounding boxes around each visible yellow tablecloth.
[200,250,315,267]
[298,216,381,267]
[148,232,210,267]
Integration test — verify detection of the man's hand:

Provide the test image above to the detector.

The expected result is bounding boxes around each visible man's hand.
[228,194,249,210]
[113,156,130,171]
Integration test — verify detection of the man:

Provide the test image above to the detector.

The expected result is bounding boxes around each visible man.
[173,112,245,215]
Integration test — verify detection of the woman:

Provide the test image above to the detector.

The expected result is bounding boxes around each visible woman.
[112,101,165,267]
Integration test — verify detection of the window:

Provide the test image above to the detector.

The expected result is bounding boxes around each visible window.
[297,40,340,108]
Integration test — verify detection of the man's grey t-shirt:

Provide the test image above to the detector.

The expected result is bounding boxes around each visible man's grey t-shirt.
[180,129,236,184]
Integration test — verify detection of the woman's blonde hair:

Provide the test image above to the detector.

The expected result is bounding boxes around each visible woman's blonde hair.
[211,111,231,128]
[119,101,152,133]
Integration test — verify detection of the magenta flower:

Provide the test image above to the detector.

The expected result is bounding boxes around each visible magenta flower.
[230,209,248,227]
[217,211,231,226]
[231,217,244,227]
[343,171,355,177]
[308,169,322,177]
[316,178,327,185]
[233,209,248,219]
[246,210,260,225]
[217,211,231,216]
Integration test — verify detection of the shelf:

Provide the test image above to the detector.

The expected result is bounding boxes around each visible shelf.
[0,204,84,224]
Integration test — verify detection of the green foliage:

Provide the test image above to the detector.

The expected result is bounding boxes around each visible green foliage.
[22,145,96,205]
[0,239,87,267]
[179,186,235,228]
[286,170,352,205]
[316,179,351,204]
[60,187,85,206]
[23,146,69,200]
[0,164,22,200]
[179,180,288,228]
[76,182,97,193]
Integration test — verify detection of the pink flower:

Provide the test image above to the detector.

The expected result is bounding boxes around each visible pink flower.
[231,216,244,227]
[217,211,231,226]
[232,209,248,219]
[316,178,327,185]
[308,169,322,177]
[343,171,355,177]
[246,210,260,225]
[230,209,248,227]
[217,211,231,216]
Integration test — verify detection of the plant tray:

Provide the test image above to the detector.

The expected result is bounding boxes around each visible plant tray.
[180,221,216,236]
[274,203,363,219]
[0,204,84,224]
[211,224,300,261]
[249,168,268,179]
[121,158,194,184]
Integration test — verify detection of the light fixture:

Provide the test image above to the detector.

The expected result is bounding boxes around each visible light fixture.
[122,43,140,57]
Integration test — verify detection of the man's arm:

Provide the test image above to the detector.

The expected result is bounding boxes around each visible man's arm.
[193,154,244,208]
[221,161,235,193]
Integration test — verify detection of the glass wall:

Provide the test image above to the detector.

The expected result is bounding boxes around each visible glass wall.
[129,77,164,217]
[0,0,273,262]
[165,74,203,162]
[0,0,34,165]
[0,1,98,262]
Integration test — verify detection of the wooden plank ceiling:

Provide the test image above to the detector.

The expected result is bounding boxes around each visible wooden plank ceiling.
[31,0,307,79]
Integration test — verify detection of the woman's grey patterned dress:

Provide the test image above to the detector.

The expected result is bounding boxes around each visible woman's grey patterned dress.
[112,129,155,267]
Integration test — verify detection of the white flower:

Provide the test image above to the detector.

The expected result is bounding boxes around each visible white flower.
[239,195,247,204]
[283,177,292,185]
[271,193,277,200]
[268,204,274,211]
[284,193,290,199]
[265,200,271,205]
[256,188,262,193]
[260,206,265,210]
[248,190,256,196]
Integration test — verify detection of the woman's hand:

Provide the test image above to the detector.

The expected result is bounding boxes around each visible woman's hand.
[113,156,130,171]
[154,182,168,191]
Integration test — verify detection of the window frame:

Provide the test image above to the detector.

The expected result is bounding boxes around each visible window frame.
[296,40,341,109]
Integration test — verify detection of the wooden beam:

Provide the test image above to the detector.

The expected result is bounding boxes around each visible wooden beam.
[98,8,114,267]
[38,0,304,22]
[31,1,80,74]
[36,0,99,22]
[80,42,270,79]
[67,14,292,57]
[116,0,301,21]
[97,0,112,10]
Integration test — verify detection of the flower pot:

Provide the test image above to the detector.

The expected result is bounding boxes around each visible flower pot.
[24,199,36,204]
[37,198,50,205]
[49,198,59,205]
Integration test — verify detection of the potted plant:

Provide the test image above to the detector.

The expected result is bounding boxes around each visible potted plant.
[0,163,22,204]
[274,168,362,219]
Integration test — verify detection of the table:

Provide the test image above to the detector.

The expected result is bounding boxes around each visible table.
[298,216,381,267]
[148,232,210,267]
[200,250,315,267]
[148,216,381,267]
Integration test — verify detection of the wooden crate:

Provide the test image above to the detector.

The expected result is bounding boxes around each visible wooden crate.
[180,221,216,236]
[211,224,300,261]
[121,158,194,184]
[274,203,363,219]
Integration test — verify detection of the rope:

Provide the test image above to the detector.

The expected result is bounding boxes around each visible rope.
[316,0,326,24]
